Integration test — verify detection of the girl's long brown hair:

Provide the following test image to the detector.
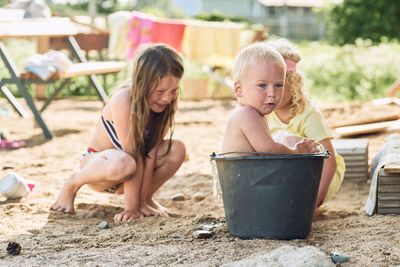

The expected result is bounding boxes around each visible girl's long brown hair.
[128,43,184,159]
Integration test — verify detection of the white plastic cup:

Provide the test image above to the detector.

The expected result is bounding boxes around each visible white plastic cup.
[0,172,30,199]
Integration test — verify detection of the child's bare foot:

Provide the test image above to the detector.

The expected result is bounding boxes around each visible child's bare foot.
[139,203,158,217]
[50,177,80,214]
[147,198,169,217]
[114,209,144,223]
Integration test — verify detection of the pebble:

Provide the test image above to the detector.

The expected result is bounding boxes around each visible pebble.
[2,164,14,170]
[330,252,349,264]
[84,261,98,267]
[192,192,205,202]
[172,193,185,201]
[192,230,213,239]
[199,222,223,231]
[98,221,109,229]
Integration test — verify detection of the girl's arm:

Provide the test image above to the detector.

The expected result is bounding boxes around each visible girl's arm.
[315,138,337,206]
[139,121,172,216]
[114,157,144,222]
[138,144,159,216]
[108,89,144,222]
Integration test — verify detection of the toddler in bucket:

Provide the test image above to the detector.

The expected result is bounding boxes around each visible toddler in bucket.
[222,42,322,155]
[265,38,345,210]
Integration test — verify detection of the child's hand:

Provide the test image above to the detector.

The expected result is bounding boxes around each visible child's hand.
[114,209,144,223]
[294,138,324,153]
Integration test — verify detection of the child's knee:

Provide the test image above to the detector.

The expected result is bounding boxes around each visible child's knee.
[107,153,136,181]
[170,139,186,164]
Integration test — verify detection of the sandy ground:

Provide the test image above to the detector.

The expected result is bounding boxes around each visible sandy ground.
[0,97,400,266]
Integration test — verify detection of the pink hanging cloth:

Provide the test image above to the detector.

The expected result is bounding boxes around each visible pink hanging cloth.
[126,11,155,59]
[151,18,186,53]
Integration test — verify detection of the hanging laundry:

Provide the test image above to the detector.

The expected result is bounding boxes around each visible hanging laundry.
[151,18,186,53]
[110,10,245,64]
[107,11,132,59]
[126,11,155,59]
[182,20,244,67]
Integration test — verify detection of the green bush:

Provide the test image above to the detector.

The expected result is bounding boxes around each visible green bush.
[327,0,400,44]
[299,41,400,102]
[194,11,251,24]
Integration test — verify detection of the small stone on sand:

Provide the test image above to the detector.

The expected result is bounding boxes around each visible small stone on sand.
[330,252,349,264]
[172,193,185,201]
[192,230,213,239]
[98,221,109,229]
[192,192,205,202]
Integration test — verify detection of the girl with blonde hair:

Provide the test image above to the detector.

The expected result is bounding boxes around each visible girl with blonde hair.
[51,44,186,223]
[265,38,345,212]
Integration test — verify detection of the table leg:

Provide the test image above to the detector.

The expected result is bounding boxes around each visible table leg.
[35,37,49,100]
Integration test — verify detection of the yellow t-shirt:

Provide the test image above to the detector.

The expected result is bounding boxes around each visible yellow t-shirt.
[268,104,332,142]
[267,103,345,204]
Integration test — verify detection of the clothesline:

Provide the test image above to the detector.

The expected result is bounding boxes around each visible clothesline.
[108,11,246,67]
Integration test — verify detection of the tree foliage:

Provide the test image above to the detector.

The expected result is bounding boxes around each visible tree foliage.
[329,0,400,44]
[0,0,8,7]
[48,0,185,18]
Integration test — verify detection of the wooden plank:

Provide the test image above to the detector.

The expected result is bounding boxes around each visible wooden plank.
[378,177,400,185]
[0,18,77,37]
[20,62,127,80]
[345,167,368,173]
[344,172,368,177]
[378,191,400,195]
[332,138,368,153]
[342,161,368,167]
[340,153,368,157]
[346,178,367,182]
[345,173,368,178]
[379,169,400,177]
[376,208,400,214]
[331,114,400,128]
[378,184,400,192]
[345,166,368,172]
[58,62,126,78]
[377,195,400,201]
[377,202,400,208]
[35,36,50,100]
[344,173,367,179]
[341,154,368,159]
[372,97,400,106]
[341,158,368,164]
[345,167,368,172]
[384,163,400,174]
[332,138,369,149]
[334,121,396,137]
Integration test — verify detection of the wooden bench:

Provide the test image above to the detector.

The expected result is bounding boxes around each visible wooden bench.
[20,61,127,80]
[0,18,127,139]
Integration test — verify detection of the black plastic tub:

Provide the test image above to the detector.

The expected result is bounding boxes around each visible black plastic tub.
[210,151,329,240]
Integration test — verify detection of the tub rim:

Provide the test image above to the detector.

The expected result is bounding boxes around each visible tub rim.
[210,150,330,161]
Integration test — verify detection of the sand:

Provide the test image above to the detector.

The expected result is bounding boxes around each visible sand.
[0,98,400,266]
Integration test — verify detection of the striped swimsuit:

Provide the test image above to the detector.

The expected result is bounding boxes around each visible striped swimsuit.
[101,116,122,150]
[81,116,123,193]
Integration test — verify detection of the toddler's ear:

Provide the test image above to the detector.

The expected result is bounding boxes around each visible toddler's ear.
[234,81,242,98]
